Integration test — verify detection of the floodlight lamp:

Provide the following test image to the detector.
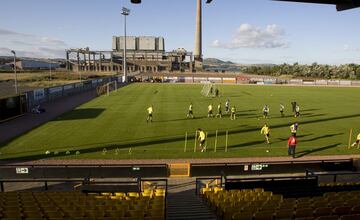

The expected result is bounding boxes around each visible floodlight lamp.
[122,7,130,15]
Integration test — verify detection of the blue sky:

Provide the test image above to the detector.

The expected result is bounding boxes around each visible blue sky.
[0,0,359,64]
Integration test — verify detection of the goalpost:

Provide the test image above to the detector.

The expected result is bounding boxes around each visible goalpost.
[201,83,217,97]
[96,81,118,96]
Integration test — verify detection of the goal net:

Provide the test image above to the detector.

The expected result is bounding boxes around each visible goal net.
[201,83,217,97]
[96,81,118,96]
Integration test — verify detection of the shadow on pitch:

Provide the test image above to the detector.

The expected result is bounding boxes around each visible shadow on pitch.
[301,133,344,142]
[156,116,208,123]
[228,140,272,149]
[295,143,341,158]
[302,108,321,112]
[55,108,106,121]
[1,113,359,162]
[278,133,313,141]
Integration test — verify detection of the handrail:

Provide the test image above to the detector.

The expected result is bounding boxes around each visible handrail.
[195,177,222,195]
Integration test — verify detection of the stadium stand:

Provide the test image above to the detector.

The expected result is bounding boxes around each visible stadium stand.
[200,186,360,220]
[0,189,165,220]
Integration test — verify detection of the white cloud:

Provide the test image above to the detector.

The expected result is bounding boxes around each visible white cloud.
[0,29,30,36]
[212,24,288,49]
[40,37,66,46]
[0,28,68,58]
[343,44,359,52]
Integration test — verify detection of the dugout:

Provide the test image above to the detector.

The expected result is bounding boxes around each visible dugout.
[0,94,27,122]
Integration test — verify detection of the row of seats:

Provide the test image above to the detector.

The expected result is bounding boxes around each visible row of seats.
[201,187,360,220]
[0,189,166,220]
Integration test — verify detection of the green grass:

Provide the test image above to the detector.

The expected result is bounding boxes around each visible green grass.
[1,83,360,160]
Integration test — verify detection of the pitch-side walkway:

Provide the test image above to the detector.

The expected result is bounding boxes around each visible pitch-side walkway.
[0,90,97,144]
[2,155,360,165]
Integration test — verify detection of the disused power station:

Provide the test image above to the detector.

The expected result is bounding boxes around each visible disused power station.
[65,36,196,73]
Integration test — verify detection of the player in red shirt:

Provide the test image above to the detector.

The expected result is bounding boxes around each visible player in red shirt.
[288,135,297,158]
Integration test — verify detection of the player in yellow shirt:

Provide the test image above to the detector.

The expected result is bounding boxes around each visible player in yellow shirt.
[230,106,236,120]
[290,122,299,137]
[260,123,270,144]
[207,104,213,118]
[351,133,360,147]
[197,128,206,152]
[146,105,153,123]
[216,103,222,118]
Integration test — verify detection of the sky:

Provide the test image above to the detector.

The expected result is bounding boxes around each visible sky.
[0,0,359,64]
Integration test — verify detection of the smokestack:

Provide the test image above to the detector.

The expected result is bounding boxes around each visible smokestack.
[194,0,203,70]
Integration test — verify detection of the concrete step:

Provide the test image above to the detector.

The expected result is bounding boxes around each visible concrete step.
[167,179,217,220]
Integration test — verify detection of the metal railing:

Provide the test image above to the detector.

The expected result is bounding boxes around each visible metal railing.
[195,176,223,196]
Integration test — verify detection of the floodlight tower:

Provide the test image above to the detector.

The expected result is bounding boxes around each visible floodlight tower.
[121,7,130,83]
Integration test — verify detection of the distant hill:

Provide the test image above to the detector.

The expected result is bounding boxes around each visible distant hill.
[203,58,235,65]
[203,58,242,72]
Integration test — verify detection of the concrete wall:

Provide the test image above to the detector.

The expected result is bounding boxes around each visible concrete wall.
[138,36,156,51]
[112,36,165,52]
[26,76,121,109]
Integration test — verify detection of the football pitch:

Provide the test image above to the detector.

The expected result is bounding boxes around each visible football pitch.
[1,83,360,160]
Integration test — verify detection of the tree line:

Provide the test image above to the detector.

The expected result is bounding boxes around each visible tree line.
[243,63,360,80]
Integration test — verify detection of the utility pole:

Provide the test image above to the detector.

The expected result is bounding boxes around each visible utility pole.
[11,50,18,94]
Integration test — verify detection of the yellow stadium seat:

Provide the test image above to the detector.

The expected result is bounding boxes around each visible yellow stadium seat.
[105,210,125,218]
[313,201,329,208]
[276,209,294,219]
[294,217,315,220]
[316,216,340,220]
[340,214,360,220]
[254,188,265,193]
[295,208,314,218]
[333,206,352,216]
[351,205,360,214]
[232,212,253,220]
[314,207,332,217]
[297,202,312,209]
[125,210,144,218]
[253,210,274,220]
[214,187,223,193]
[24,218,45,220]
[128,192,140,198]
[101,192,112,196]
[23,211,44,218]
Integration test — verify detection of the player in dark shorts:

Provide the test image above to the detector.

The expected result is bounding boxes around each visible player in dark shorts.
[225,100,230,113]
[280,103,285,117]
[187,103,194,118]
[216,103,222,118]
[263,105,269,118]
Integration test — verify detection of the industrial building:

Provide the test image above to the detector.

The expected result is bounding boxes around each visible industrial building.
[65,36,195,73]
[1,60,60,70]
